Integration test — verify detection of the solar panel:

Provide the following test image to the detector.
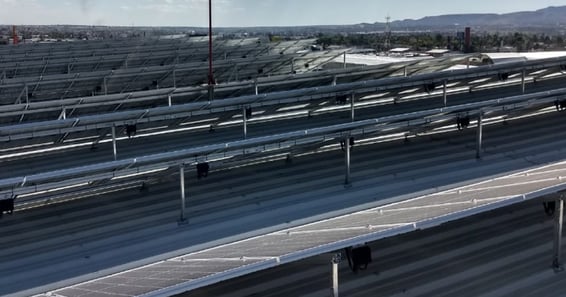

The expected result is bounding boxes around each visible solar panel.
[43,160,566,297]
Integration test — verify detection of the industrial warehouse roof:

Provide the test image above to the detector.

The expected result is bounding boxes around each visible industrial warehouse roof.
[37,159,566,297]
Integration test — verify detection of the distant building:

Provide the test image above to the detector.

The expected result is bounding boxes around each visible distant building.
[426,49,450,57]
[389,48,411,55]
[465,27,472,52]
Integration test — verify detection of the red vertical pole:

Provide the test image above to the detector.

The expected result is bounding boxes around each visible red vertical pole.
[12,26,19,45]
[208,0,214,85]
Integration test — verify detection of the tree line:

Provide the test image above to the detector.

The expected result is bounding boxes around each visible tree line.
[317,32,566,52]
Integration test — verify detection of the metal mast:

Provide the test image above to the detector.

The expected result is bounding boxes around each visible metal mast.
[384,15,392,51]
[208,0,214,86]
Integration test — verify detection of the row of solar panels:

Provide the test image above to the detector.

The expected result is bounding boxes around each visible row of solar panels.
[1,55,565,155]
[0,42,265,79]
[0,54,472,126]
[2,51,563,125]
[0,36,204,60]
[0,37,313,63]
[0,39,316,79]
[20,102,566,297]
[0,87,561,204]
[77,159,566,297]
[0,49,345,104]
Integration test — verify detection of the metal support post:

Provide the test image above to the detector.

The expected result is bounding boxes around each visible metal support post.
[111,125,117,161]
[332,75,337,86]
[179,164,187,223]
[103,77,108,95]
[67,64,71,74]
[476,111,483,159]
[61,107,66,120]
[443,80,447,107]
[207,0,214,86]
[168,95,172,107]
[208,85,214,101]
[243,106,248,139]
[331,253,341,297]
[521,69,526,94]
[403,66,407,77]
[553,197,564,272]
[343,52,347,69]
[345,137,351,187]
[291,58,295,74]
[254,79,259,96]
[350,93,355,122]
[24,84,29,104]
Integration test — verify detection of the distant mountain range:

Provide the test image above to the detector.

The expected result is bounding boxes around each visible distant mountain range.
[16,6,565,35]
[213,6,566,34]
[389,6,566,29]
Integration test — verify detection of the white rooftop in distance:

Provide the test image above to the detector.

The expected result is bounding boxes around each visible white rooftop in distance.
[335,53,430,66]
[389,48,411,53]
[426,49,451,54]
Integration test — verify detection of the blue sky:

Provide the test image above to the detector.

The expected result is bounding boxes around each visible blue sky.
[1,0,565,27]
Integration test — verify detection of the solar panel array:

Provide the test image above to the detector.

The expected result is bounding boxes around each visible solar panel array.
[41,160,566,297]
[2,39,566,205]
[0,37,343,104]
[2,36,566,297]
